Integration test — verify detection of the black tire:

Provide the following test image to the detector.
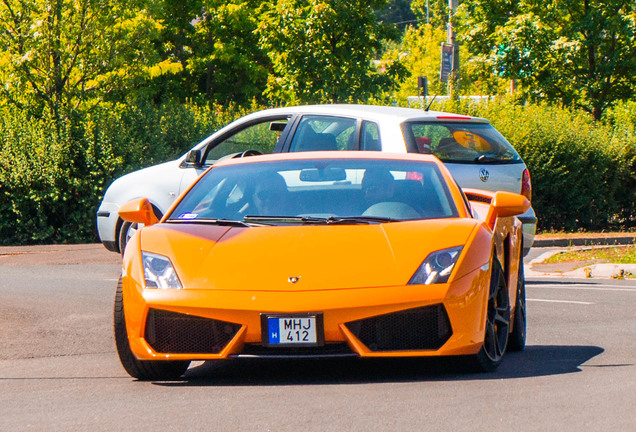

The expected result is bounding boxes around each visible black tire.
[465,257,511,372]
[507,252,527,352]
[114,277,190,380]
[118,220,137,256]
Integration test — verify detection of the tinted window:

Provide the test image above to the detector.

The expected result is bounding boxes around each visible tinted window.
[403,122,522,163]
[168,159,458,223]
[288,115,356,152]
[361,121,381,151]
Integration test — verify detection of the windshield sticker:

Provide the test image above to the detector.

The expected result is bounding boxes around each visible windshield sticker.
[178,213,198,220]
[452,131,491,152]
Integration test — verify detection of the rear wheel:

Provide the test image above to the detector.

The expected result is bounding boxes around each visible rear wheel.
[507,252,527,351]
[114,277,190,380]
[466,257,511,372]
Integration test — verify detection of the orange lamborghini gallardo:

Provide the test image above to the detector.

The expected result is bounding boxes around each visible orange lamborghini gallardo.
[114,152,529,380]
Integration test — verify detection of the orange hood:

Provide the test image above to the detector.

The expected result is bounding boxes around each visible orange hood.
[140,219,479,291]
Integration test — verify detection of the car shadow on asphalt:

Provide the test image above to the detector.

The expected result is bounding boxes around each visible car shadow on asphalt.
[153,345,605,387]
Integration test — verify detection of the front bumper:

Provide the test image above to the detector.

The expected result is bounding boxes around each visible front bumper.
[122,266,491,361]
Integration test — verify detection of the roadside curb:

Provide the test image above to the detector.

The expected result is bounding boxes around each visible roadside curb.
[526,262,636,279]
[532,235,635,248]
[527,241,636,279]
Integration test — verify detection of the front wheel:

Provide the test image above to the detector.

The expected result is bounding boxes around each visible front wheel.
[466,257,511,372]
[114,277,190,380]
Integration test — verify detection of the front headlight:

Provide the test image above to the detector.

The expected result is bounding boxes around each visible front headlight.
[408,246,463,285]
[142,252,183,289]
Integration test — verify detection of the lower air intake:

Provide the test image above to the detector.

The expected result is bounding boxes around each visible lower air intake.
[344,304,452,351]
[144,309,241,354]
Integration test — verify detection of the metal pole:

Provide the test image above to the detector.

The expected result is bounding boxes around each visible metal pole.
[447,0,456,46]
[448,0,459,96]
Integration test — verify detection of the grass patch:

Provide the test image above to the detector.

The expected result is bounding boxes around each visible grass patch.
[544,245,636,264]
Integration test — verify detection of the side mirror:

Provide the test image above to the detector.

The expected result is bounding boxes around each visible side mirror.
[485,191,530,227]
[186,149,202,166]
[119,198,159,226]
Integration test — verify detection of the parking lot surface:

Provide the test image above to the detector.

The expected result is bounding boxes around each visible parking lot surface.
[1,244,634,431]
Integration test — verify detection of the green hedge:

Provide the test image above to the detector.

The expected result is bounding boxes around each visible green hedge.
[0,103,248,245]
[0,100,634,245]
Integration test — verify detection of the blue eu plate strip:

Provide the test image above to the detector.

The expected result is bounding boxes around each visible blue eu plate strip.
[268,318,280,344]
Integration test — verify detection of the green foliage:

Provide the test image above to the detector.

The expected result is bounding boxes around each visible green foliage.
[382,25,447,101]
[0,0,162,119]
[428,98,636,231]
[1,0,635,245]
[0,102,249,245]
[258,0,405,104]
[136,0,269,105]
[411,0,448,28]
[457,0,636,120]
[375,0,417,30]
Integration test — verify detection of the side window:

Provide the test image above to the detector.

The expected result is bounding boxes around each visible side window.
[360,121,381,151]
[204,118,289,164]
[288,115,356,152]
[410,124,450,154]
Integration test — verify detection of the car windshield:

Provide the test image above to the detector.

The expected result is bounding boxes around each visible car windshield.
[402,122,522,164]
[167,158,459,224]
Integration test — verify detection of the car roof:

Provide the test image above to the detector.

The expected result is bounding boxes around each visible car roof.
[211,150,443,168]
[238,104,490,124]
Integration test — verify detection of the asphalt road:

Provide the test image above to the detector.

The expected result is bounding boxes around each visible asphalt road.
[1,245,635,431]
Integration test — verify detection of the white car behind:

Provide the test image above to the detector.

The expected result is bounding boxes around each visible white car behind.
[97,104,536,254]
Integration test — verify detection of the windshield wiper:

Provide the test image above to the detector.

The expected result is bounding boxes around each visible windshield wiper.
[168,218,253,227]
[243,215,306,225]
[243,215,398,225]
[323,216,399,224]
[474,155,507,163]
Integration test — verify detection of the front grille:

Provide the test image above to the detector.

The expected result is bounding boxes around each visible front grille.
[239,343,355,358]
[344,304,452,352]
[144,309,241,354]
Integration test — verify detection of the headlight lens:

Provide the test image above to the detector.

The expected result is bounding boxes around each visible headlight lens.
[142,252,182,289]
[408,246,463,285]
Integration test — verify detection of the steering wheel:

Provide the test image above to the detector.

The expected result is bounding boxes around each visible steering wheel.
[233,149,262,158]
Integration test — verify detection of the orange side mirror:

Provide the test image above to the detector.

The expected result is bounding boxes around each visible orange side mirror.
[118,198,159,226]
[485,191,530,228]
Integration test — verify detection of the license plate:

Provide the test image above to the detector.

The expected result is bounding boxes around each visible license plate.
[261,314,324,347]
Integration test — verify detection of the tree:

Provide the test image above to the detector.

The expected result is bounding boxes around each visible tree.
[143,0,269,105]
[381,24,447,102]
[458,0,636,119]
[411,0,449,29]
[187,1,269,104]
[375,0,417,30]
[0,0,161,120]
[258,0,405,104]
